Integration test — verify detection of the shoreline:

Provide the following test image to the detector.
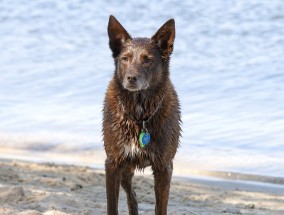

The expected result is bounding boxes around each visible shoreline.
[0,159,284,215]
[1,147,284,186]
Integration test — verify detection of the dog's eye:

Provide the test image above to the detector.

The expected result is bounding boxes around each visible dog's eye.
[143,56,153,65]
[121,56,128,62]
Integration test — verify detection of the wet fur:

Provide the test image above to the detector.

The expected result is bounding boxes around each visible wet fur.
[103,15,181,215]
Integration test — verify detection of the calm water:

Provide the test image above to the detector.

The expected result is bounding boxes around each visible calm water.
[1,0,284,177]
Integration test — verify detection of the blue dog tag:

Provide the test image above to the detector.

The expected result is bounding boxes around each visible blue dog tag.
[139,131,150,148]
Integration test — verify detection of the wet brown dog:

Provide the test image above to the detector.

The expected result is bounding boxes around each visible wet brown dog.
[103,15,181,215]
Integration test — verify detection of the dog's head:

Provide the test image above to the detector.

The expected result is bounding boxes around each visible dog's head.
[108,15,175,92]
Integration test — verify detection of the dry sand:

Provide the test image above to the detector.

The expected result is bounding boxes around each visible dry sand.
[0,160,284,215]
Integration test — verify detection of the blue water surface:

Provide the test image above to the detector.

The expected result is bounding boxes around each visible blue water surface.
[0,0,284,177]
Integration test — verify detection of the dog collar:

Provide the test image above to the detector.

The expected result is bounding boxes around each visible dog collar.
[123,98,164,148]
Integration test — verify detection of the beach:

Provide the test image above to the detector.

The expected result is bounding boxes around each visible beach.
[1,160,284,215]
[1,1,284,214]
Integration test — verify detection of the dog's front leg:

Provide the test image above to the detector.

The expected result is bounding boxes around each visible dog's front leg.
[105,159,122,215]
[153,161,173,215]
[121,164,138,215]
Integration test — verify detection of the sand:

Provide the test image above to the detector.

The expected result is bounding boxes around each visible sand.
[0,160,284,215]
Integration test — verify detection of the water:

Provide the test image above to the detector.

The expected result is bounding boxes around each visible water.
[0,0,284,178]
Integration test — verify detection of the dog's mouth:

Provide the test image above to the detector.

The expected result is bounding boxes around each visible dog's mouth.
[122,77,139,91]
[123,81,149,92]
[123,83,141,91]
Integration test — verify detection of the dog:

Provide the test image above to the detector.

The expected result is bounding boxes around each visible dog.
[103,15,181,215]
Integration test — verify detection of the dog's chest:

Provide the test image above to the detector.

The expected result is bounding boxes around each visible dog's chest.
[114,106,152,161]
[117,117,142,157]
[120,134,152,168]
[123,139,141,158]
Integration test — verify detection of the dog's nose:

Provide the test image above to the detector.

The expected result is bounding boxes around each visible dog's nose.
[127,75,137,83]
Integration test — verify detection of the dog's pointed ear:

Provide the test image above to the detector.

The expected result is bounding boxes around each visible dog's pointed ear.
[108,15,131,57]
[151,19,175,57]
